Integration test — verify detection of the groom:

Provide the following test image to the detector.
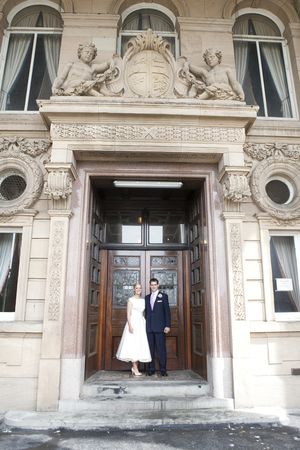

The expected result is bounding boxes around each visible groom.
[145,278,171,376]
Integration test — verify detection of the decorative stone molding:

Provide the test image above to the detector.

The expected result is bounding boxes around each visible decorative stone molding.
[219,167,251,203]
[44,166,75,200]
[230,223,246,321]
[250,154,300,220]
[0,149,44,216]
[47,220,65,321]
[51,123,245,143]
[244,142,300,161]
[0,136,51,157]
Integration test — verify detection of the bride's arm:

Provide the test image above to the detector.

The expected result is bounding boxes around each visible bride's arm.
[127,299,134,333]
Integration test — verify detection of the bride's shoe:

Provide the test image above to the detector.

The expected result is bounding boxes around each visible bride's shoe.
[131,367,142,376]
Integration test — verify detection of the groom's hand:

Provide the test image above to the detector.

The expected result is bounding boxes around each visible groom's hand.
[164,327,170,334]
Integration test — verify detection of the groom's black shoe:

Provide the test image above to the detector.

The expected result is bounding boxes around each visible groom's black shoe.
[160,371,168,377]
[147,371,155,376]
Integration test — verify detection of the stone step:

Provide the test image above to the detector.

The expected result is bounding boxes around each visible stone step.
[81,378,210,398]
[59,395,232,413]
[4,407,280,431]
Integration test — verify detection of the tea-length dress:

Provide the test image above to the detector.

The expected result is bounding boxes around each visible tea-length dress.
[116,297,151,362]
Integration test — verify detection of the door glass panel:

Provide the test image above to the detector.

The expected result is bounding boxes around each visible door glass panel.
[112,269,140,306]
[150,269,177,306]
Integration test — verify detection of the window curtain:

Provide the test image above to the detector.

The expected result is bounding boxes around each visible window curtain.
[0,12,39,110]
[233,18,249,86]
[0,234,13,301]
[123,11,173,32]
[271,236,300,312]
[252,20,292,117]
[42,12,62,84]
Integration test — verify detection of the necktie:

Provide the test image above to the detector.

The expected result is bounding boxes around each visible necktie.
[150,293,156,310]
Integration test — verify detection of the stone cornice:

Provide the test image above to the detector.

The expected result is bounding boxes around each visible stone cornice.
[177,17,234,32]
[38,98,257,131]
[61,13,120,28]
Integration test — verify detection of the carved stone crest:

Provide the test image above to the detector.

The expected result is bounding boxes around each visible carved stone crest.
[123,29,175,97]
[51,30,245,101]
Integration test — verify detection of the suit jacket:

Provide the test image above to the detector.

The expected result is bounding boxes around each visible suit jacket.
[145,291,171,333]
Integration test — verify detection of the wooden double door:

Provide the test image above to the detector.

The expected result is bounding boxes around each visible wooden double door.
[104,250,186,370]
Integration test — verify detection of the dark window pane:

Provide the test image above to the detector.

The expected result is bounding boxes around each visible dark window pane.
[234,41,265,116]
[260,42,292,118]
[266,180,291,204]
[270,236,300,312]
[104,212,142,244]
[1,35,33,110]
[0,233,22,312]
[149,211,186,244]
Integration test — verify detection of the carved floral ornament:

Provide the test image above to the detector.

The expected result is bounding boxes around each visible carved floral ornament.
[51,30,245,101]
[248,144,300,220]
[219,168,251,203]
[44,165,76,200]
[0,137,50,216]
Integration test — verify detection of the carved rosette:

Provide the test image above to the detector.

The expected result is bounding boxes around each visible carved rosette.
[230,223,246,320]
[219,167,251,203]
[47,220,64,321]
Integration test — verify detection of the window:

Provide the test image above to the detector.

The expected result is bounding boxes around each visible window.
[119,8,177,56]
[233,14,294,118]
[0,233,22,313]
[0,5,62,111]
[270,235,300,313]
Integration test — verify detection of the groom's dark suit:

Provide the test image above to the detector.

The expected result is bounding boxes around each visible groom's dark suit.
[145,291,171,374]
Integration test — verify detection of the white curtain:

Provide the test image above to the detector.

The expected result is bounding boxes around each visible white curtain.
[123,11,173,31]
[272,236,300,312]
[260,42,292,117]
[0,12,39,110]
[0,234,13,299]
[233,19,249,86]
[252,20,292,117]
[42,13,62,84]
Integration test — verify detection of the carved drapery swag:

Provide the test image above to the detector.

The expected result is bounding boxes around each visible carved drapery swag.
[52,30,245,101]
[0,137,51,216]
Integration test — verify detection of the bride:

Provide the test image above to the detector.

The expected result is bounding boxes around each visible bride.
[116,283,151,376]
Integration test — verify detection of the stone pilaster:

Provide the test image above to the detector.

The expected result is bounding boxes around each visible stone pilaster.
[223,212,252,408]
[37,163,76,411]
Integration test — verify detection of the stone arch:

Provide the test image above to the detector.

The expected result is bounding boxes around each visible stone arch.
[0,0,65,19]
[109,0,189,17]
[222,0,299,25]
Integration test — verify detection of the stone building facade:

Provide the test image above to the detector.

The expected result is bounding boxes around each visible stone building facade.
[1,0,300,412]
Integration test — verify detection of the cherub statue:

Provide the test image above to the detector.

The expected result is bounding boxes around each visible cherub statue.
[52,43,122,96]
[188,48,245,101]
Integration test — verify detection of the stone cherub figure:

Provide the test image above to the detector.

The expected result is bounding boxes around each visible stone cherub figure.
[185,48,244,101]
[52,42,122,96]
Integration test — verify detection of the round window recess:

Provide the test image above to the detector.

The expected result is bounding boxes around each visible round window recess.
[265,178,294,205]
[0,174,27,200]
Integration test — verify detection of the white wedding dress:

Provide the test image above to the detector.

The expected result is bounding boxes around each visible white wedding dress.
[116,297,151,363]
